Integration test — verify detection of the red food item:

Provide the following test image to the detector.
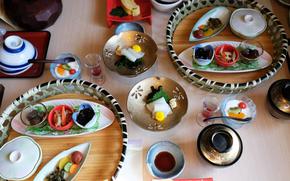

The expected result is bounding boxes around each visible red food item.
[69,69,76,75]
[91,66,102,76]
[193,29,204,39]
[48,105,74,131]
[238,102,247,109]
[71,151,83,164]
[214,44,239,67]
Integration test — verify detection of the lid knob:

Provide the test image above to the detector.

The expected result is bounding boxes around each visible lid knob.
[243,14,254,23]
[282,83,290,101]
[9,150,22,163]
[211,131,233,153]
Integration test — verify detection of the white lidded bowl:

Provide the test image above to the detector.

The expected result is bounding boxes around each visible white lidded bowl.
[0,136,42,180]
[230,8,267,39]
[151,0,183,12]
[0,35,37,70]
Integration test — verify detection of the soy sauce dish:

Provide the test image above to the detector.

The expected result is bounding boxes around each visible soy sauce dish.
[146,141,185,179]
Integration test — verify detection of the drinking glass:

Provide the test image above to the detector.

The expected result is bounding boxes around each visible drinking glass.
[196,95,220,127]
[83,53,105,85]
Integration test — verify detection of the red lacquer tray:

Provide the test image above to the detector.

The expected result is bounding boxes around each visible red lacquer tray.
[106,0,151,27]
[0,31,50,78]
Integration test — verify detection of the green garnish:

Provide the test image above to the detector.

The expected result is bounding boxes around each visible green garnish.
[146,86,170,104]
[114,56,143,70]
[110,6,128,17]
[62,64,71,70]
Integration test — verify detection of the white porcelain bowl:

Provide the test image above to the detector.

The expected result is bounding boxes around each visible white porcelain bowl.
[151,0,183,12]
[0,35,36,69]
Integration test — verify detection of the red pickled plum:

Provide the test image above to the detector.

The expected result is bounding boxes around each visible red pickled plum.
[71,151,83,164]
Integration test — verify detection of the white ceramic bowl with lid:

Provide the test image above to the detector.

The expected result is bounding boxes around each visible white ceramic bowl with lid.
[0,35,37,74]
[230,8,267,39]
[0,136,42,180]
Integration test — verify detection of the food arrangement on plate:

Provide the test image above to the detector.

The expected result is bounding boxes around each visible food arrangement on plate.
[220,95,256,129]
[127,76,188,131]
[0,0,289,180]
[145,86,177,122]
[106,0,151,27]
[34,142,91,181]
[103,31,157,76]
[50,53,81,79]
[179,41,272,73]
[12,99,115,137]
[189,6,231,42]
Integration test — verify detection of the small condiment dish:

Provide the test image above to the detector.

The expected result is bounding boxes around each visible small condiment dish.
[20,103,48,128]
[50,53,81,79]
[214,44,239,67]
[72,103,99,129]
[146,141,184,179]
[220,95,256,129]
[47,105,74,131]
[238,40,264,64]
[193,44,214,66]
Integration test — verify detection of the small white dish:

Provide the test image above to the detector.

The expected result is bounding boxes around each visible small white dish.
[0,35,37,67]
[0,136,42,180]
[72,103,99,129]
[220,95,256,129]
[34,142,91,181]
[151,0,183,12]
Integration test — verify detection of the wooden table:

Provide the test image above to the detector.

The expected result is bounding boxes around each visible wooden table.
[0,0,289,181]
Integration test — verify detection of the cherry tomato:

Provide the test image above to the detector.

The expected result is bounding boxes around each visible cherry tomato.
[193,30,204,39]
[69,69,76,75]
[238,102,247,109]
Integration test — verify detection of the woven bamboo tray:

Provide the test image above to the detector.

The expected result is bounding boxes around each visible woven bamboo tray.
[166,0,288,93]
[0,79,127,180]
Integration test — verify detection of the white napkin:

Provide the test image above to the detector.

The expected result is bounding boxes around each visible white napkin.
[116,139,143,181]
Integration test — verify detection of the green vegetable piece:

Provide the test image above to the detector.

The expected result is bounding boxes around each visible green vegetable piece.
[114,56,143,69]
[64,162,73,172]
[110,6,128,17]
[62,64,71,70]
[146,86,170,104]
[228,107,241,114]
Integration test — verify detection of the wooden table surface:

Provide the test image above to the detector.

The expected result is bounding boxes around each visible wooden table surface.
[0,0,290,181]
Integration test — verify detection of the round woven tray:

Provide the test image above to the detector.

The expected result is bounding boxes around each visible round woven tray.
[166,0,288,93]
[0,79,127,180]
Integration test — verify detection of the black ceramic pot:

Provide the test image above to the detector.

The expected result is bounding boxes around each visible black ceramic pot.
[267,79,290,120]
[4,0,63,30]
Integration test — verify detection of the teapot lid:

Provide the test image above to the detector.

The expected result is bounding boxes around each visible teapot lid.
[268,79,290,115]
[197,124,243,166]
